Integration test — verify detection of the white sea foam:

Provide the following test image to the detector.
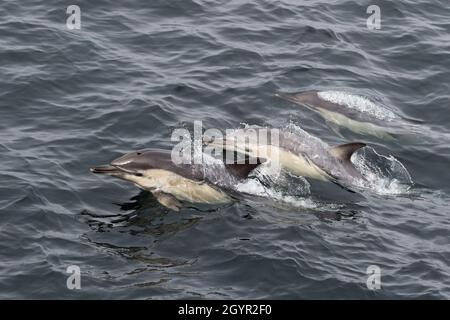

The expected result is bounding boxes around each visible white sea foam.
[318,91,398,121]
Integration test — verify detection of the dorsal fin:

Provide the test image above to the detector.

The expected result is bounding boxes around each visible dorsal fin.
[329,142,366,162]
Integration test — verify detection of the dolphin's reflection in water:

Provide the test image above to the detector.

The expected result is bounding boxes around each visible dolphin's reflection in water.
[80,191,210,269]
[79,189,364,292]
[82,188,364,235]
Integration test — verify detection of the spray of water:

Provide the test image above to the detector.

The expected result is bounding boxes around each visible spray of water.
[318,91,398,121]
[352,146,413,195]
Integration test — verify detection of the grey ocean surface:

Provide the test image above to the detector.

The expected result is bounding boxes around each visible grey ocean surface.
[1,0,449,299]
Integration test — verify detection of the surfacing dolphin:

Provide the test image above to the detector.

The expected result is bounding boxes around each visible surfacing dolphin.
[90,149,260,211]
[205,127,367,192]
[276,90,418,140]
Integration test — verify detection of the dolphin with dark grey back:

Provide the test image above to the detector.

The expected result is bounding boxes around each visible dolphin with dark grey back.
[205,127,367,192]
[275,90,415,140]
[90,149,261,211]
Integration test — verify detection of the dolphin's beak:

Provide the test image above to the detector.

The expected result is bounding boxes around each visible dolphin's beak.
[90,165,121,174]
[90,165,143,177]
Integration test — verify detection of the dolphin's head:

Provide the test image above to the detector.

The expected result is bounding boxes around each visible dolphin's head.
[90,149,170,177]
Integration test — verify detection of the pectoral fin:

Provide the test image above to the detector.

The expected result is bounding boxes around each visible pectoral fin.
[153,191,182,211]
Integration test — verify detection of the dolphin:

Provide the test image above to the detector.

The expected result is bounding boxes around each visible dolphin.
[205,127,367,191]
[90,149,261,211]
[275,90,414,140]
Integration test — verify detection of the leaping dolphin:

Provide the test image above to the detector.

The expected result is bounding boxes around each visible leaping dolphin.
[205,127,367,191]
[90,149,261,211]
[276,90,414,140]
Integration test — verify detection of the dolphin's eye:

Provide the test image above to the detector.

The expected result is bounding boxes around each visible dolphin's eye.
[137,152,142,155]
[135,172,143,177]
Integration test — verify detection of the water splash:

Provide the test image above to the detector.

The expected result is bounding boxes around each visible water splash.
[236,177,317,209]
[284,121,330,149]
[352,147,413,195]
[318,91,398,121]
[234,162,344,210]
